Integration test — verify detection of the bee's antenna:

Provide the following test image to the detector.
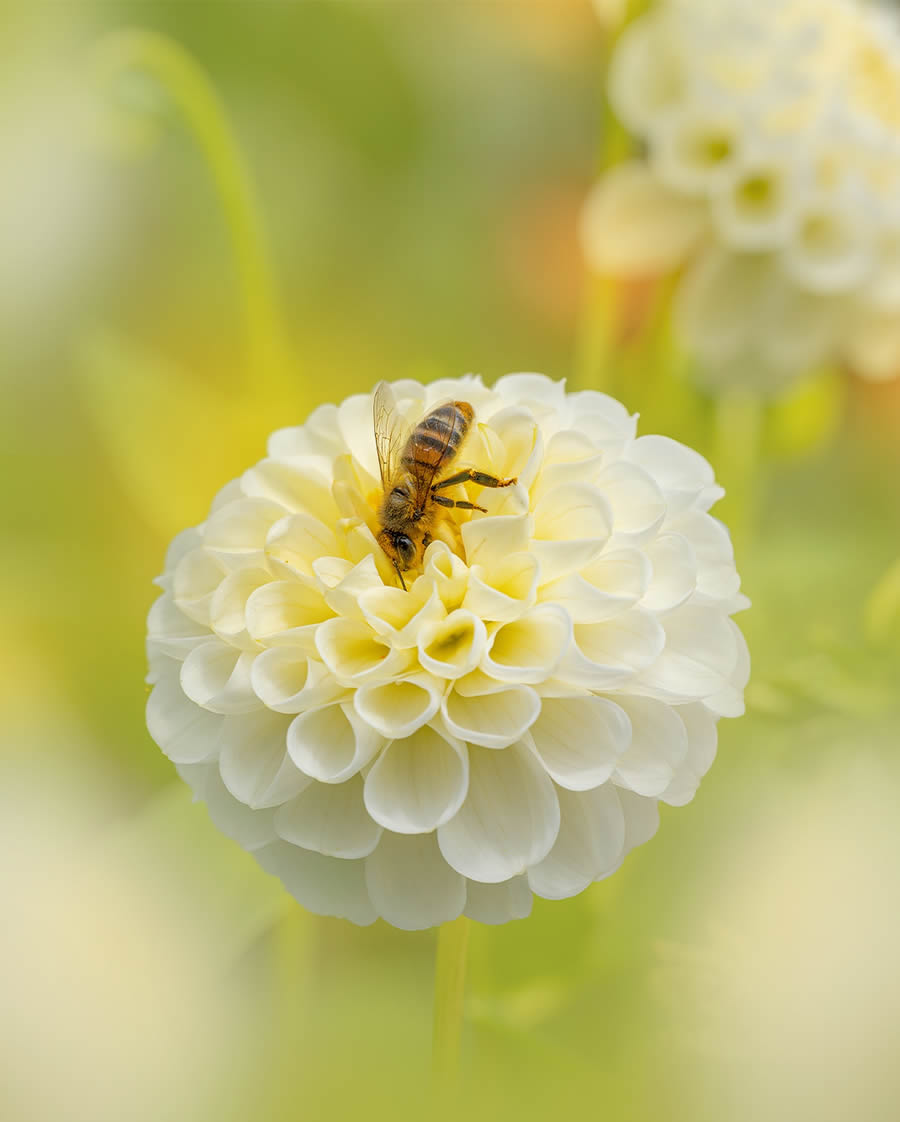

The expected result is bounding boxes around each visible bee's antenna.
[395,564,407,591]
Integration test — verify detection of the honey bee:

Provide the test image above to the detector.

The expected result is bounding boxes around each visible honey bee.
[373,381,516,588]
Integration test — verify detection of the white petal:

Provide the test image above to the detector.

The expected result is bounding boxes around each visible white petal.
[256,841,376,926]
[613,696,688,797]
[661,703,718,806]
[322,555,384,619]
[464,876,533,925]
[463,553,539,623]
[652,102,744,197]
[529,537,611,584]
[187,763,278,851]
[564,609,666,688]
[218,710,310,809]
[468,406,540,493]
[528,785,625,899]
[250,649,346,713]
[315,617,412,685]
[702,618,750,717]
[624,435,716,514]
[422,543,470,611]
[712,156,798,253]
[668,510,740,602]
[275,774,381,858]
[581,162,706,275]
[528,696,630,790]
[160,526,203,581]
[241,457,337,523]
[208,567,271,650]
[596,461,667,541]
[365,831,466,931]
[265,513,340,579]
[442,685,541,749]
[337,392,382,481]
[417,610,488,679]
[146,674,224,764]
[180,640,260,714]
[632,604,740,704]
[608,14,686,134]
[204,497,287,570]
[363,725,469,833]
[564,393,637,450]
[461,513,533,571]
[353,674,443,739]
[245,580,333,649]
[641,533,697,613]
[287,702,385,784]
[493,373,568,418]
[534,482,612,544]
[618,788,660,852]
[172,547,227,626]
[481,604,572,684]
[146,594,208,660]
[535,439,605,498]
[539,549,650,623]
[267,402,343,459]
[359,583,445,649]
[785,199,872,295]
[438,742,560,883]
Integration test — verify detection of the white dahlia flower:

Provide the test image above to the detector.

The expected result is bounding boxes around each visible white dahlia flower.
[146,374,749,930]
[583,0,900,390]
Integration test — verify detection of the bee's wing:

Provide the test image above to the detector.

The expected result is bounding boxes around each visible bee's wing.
[372,380,408,490]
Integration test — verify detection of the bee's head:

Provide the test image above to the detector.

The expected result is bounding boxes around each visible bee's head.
[376,528,419,590]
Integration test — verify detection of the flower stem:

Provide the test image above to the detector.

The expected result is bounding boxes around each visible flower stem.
[88,28,287,390]
[432,915,471,1088]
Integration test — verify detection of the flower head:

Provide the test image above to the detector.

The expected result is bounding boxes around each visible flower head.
[583,0,900,389]
[147,374,748,930]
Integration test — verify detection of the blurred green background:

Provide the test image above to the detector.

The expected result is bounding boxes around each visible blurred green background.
[3,3,900,1121]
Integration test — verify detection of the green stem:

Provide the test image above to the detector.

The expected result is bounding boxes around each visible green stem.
[88,28,286,389]
[432,915,471,1088]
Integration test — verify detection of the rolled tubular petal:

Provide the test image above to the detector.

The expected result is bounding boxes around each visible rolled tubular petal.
[442,685,541,749]
[287,703,384,784]
[481,604,572,684]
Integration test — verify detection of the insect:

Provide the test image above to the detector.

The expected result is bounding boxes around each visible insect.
[373,381,517,588]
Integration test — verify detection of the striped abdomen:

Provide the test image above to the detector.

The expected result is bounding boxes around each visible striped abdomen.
[401,400,473,475]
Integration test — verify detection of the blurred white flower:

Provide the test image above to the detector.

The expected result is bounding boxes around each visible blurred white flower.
[146,374,749,930]
[582,0,900,390]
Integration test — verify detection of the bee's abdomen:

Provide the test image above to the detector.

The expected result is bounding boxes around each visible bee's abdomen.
[402,401,473,470]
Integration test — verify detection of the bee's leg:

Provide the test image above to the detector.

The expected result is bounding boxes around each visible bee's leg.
[432,468,517,491]
[432,494,487,513]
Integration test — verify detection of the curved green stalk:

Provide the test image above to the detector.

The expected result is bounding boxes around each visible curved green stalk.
[89,28,286,389]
